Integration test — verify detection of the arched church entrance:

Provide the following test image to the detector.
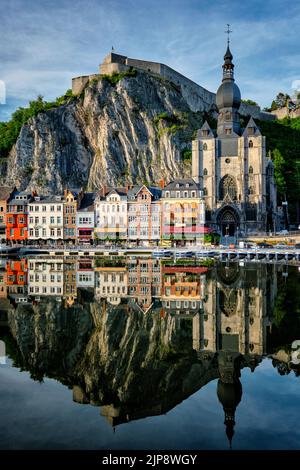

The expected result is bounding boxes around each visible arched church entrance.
[217,206,240,237]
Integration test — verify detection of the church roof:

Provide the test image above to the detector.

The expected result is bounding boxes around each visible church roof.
[197,121,215,139]
[242,117,261,137]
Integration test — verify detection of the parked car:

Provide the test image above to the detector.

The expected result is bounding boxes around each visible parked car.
[276,230,289,235]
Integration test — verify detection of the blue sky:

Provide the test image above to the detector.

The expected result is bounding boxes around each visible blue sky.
[0,0,299,121]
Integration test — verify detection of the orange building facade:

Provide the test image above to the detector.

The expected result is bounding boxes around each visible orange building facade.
[6,193,32,244]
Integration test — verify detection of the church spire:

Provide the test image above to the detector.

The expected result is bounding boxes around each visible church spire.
[216,30,241,136]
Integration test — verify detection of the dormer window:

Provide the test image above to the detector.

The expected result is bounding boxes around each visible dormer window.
[202,130,209,137]
[185,183,189,188]
[225,128,232,135]
[248,127,255,135]
[176,183,180,188]
[203,143,207,151]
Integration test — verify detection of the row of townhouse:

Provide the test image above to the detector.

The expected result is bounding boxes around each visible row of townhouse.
[0,178,206,246]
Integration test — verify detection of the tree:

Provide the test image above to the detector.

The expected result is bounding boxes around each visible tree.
[272,148,286,198]
[275,92,290,109]
[242,99,258,106]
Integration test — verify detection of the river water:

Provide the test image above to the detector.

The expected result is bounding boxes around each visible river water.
[0,258,299,450]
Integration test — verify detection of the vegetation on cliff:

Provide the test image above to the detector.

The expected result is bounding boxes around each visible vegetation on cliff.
[257,116,300,220]
[0,91,74,158]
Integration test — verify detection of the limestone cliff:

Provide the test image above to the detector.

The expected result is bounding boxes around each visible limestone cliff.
[4,70,209,193]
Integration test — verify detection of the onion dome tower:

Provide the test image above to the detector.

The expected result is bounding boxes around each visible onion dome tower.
[216,37,241,136]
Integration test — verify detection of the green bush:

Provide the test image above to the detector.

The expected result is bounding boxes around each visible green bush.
[102,67,137,86]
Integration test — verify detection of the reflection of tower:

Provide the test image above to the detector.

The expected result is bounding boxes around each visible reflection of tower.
[216,351,242,449]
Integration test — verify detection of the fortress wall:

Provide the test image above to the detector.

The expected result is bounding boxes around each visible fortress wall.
[72,74,101,95]
[271,106,300,120]
[72,76,90,95]
[72,54,275,121]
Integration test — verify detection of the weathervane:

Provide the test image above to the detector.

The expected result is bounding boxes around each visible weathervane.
[225,24,232,45]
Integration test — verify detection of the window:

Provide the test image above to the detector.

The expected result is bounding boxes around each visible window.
[35,217,39,224]
[42,205,46,212]
[57,206,61,211]
[35,206,39,212]
[184,191,188,198]
[165,191,170,198]
[203,168,208,176]
[50,205,55,212]
[225,128,232,135]
[203,143,207,151]
[202,130,208,137]
[249,166,253,174]
[219,174,237,201]
[203,187,208,196]
[42,217,46,224]
[249,140,253,148]
[29,206,34,211]
[50,228,55,237]
[42,228,46,237]
[57,216,61,224]
[29,228,33,237]
[176,191,180,198]
[29,217,33,224]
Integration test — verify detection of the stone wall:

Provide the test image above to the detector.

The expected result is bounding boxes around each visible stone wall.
[271,106,300,120]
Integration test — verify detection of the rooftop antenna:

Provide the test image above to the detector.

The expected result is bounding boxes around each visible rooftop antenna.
[225,23,232,45]
[112,45,115,51]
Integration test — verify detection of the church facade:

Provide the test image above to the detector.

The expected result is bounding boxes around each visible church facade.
[192,44,277,236]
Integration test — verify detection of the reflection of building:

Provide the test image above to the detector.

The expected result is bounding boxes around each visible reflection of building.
[63,258,77,307]
[76,258,95,288]
[95,267,128,305]
[192,264,276,355]
[127,258,161,312]
[5,258,28,304]
[28,258,64,297]
[161,266,207,316]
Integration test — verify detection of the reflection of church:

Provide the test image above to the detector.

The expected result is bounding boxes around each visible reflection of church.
[192,42,277,236]
[192,263,277,355]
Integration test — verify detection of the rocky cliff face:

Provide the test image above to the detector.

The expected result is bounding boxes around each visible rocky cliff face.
[4,70,209,193]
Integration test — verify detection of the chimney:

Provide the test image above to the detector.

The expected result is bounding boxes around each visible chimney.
[64,189,68,198]
[102,185,107,197]
[159,178,165,189]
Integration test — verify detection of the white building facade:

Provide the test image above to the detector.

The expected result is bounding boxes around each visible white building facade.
[28,196,64,243]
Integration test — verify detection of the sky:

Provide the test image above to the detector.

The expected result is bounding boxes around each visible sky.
[0,0,299,121]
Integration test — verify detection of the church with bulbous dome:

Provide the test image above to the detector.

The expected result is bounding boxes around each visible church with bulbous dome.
[192,42,277,237]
